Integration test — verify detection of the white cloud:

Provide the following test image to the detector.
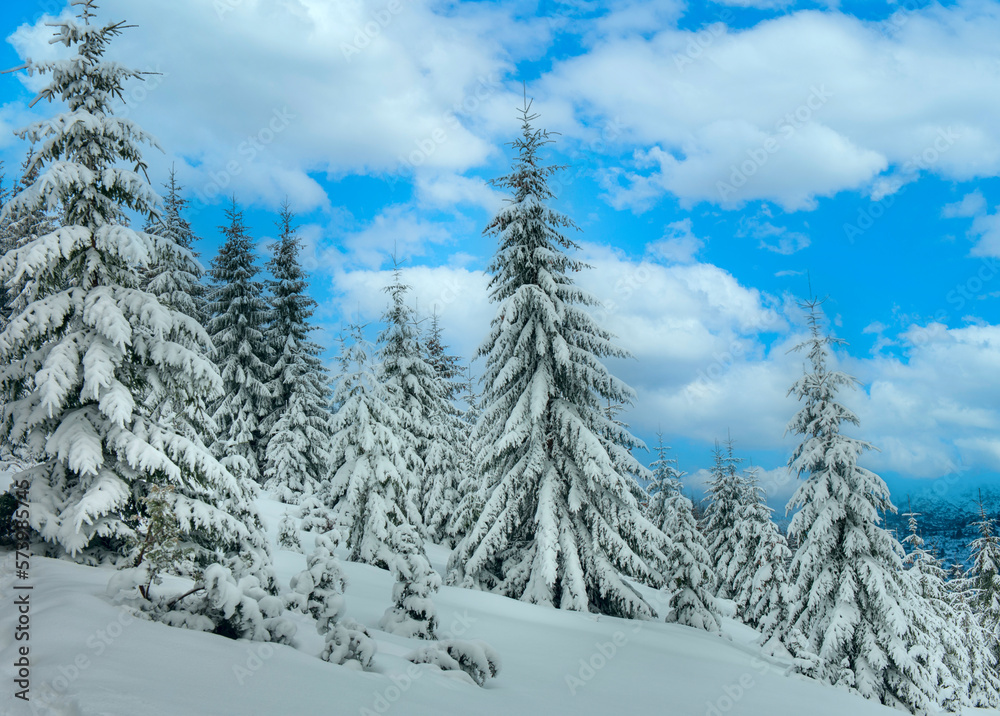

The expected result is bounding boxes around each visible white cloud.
[4,0,539,211]
[942,190,987,219]
[541,3,1000,211]
[413,173,505,214]
[647,218,705,263]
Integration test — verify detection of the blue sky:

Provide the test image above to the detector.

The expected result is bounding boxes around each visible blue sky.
[2,0,999,511]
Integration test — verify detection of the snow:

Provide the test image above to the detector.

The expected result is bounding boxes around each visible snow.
[2,487,995,716]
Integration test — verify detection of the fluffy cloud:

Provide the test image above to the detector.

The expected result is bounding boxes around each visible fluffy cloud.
[541,2,1000,211]
[5,0,538,210]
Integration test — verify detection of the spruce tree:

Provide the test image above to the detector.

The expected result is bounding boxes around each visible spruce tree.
[421,312,465,545]
[644,431,683,536]
[447,100,674,620]
[701,439,746,600]
[326,325,421,567]
[141,167,212,441]
[901,505,981,710]
[0,2,271,583]
[0,153,56,333]
[262,203,331,503]
[377,266,438,534]
[0,162,13,324]
[730,466,790,633]
[144,167,206,324]
[643,432,720,630]
[207,199,272,483]
[946,562,1000,707]
[970,492,1000,657]
[379,523,442,639]
[447,366,483,545]
[776,299,934,711]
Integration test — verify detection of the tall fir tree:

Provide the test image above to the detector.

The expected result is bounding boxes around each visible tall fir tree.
[140,167,212,442]
[447,100,674,620]
[970,492,1000,659]
[0,153,56,333]
[261,203,331,503]
[377,266,439,534]
[207,199,272,483]
[0,2,272,583]
[700,439,746,600]
[645,431,684,536]
[644,432,720,630]
[775,299,935,711]
[946,555,1000,708]
[326,325,422,568]
[447,366,483,545]
[0,162,13,324]
[421,312,465,545]
[901,505,992,710]
[729,466,790,634]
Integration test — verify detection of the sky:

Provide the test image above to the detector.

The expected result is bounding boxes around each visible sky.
[1,0,999,513]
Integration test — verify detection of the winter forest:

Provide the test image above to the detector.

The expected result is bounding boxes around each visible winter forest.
[2,1,1000,715]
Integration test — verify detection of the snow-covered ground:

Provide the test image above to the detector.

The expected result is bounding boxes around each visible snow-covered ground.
[1,492,996,716]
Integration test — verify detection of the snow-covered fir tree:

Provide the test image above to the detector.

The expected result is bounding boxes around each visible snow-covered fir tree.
[143,167,206,324]
[262,203,331,503]
[729,466,790,634]
[644,431,684,536]
[287,533,346,630]
[379,523,442,639]
[207,199,272,483]
[775,299,935,711]
[0,3,272,587]
[140,167,212,442]
[447,100,674,620]
[701,439,746,600]
[946,562,1000,708]
[660,482,720,631]
[0,153,56,333]
[421,312,465,545]
[326,324,421,568]
[377,266,439,534]
[0,163,14,325]
[642,431,720,630]
[447,366,483,545]
[277,512,302,551]
[970,492,1000,659]
[901,505,991,710]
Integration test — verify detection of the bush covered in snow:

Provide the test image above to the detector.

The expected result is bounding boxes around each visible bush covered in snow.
[379,524,441,639]
[406,640,501,687]
[161,564,295,644]
[277,512,302,551]
[322,618,377,668]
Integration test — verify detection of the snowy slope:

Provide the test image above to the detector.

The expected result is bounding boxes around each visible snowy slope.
[1,493,997,716]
